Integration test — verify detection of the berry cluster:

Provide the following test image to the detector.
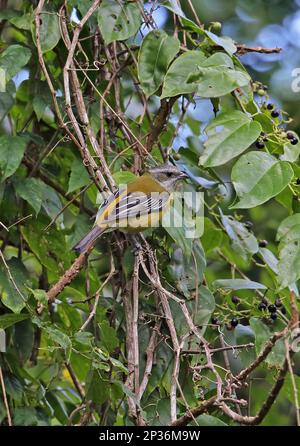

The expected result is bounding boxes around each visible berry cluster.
[255,102,299,149]
[258,297,286,321]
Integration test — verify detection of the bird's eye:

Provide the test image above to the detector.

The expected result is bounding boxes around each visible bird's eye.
[166,172,172,178]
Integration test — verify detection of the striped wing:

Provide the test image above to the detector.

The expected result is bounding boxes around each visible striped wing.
[96,190,170,226]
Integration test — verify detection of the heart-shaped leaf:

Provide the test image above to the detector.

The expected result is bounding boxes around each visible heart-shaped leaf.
[199,111,261,167]
[231,152,293,208]
[97,0,141,45]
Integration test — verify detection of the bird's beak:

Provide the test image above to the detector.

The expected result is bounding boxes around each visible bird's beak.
[179,171,189,179]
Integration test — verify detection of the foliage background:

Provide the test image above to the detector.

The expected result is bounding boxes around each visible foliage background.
[0,0,300,427]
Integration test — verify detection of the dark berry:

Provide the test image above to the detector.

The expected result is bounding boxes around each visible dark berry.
[271,109,280,118]
[281,306,287,315]
[231,295,240,304]
[268,304,277,313]
[211,317,219,325]
[258,302,267,311]
[291,137,299,145]
[267,103,274,110]
[256,140,265,149]
[275,298,282,308]
[259,240,268,248]
[270,312,277,320]
[230,317,239,328]
[287,131,294,140]
[296,178,300,185]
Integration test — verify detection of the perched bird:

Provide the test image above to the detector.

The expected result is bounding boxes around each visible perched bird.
[73,163,187,253]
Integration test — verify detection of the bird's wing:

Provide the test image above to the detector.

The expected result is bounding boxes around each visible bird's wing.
[98,191,170,225]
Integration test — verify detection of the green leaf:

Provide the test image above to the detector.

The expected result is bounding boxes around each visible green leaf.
[196,414,228,426]
[41,185,63,222]
[168,240,206,297]
[281,140,300,162]
[29,288,48,305]
[10,12,32,30]
[250,318,285,367]
[220,212,259,259]
[138,29,180,97]
[161,50,206,98]
[13,319,34,363]
[13,177,44,215]
[67,158,90,193]
[201,217,223,253]
[99,320,119,353]
[21,218,70,275]
[32,8,60,53]
[163,202,193,258]
[0,313,30,329]
[205,30,237,54]
[231,152,293,209]
[187,52,249,98]
[113,170,137,185]
[0,92,13,123]
[199,111,262,167]
[276,214,300,287]
[97,0,141,45]
[0,45,31,83]
[86,370,110,405]
[14,407,38,426]
[169,286,215,336]
[0,258,29,313]
[213,279,266,290]
[277,213,300,241]
[162,52,248,99]
[0,135,27,181]
[45,326,72,352]
[33,94,54,124]
[278,229,300,288]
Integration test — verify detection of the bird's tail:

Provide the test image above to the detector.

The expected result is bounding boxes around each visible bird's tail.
[73,226,104,254]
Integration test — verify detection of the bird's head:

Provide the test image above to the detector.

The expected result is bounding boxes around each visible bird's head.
[148,163,188,191]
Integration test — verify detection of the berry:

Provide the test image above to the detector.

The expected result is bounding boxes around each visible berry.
[281,306,287,315]
[270,312,277,320]
[258,302,267,311]
[291,137,298,145]
[255,140,265,149]
[257,89,265,96]
[231,295,240,304]
[275,298,282,308]
[173,153,181,160]
[230,317,239,328]
[266,103,274,110]
[211,317,219,325]
[268,304,277,313]
[287,131,294,140]
[259,240,268,248]
[211,22,222,32]
[271,109,280,118]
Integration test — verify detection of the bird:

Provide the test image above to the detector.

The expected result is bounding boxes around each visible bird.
[73,163,188,253]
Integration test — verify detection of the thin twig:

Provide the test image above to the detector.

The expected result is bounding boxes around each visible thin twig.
[0,366,12,426]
